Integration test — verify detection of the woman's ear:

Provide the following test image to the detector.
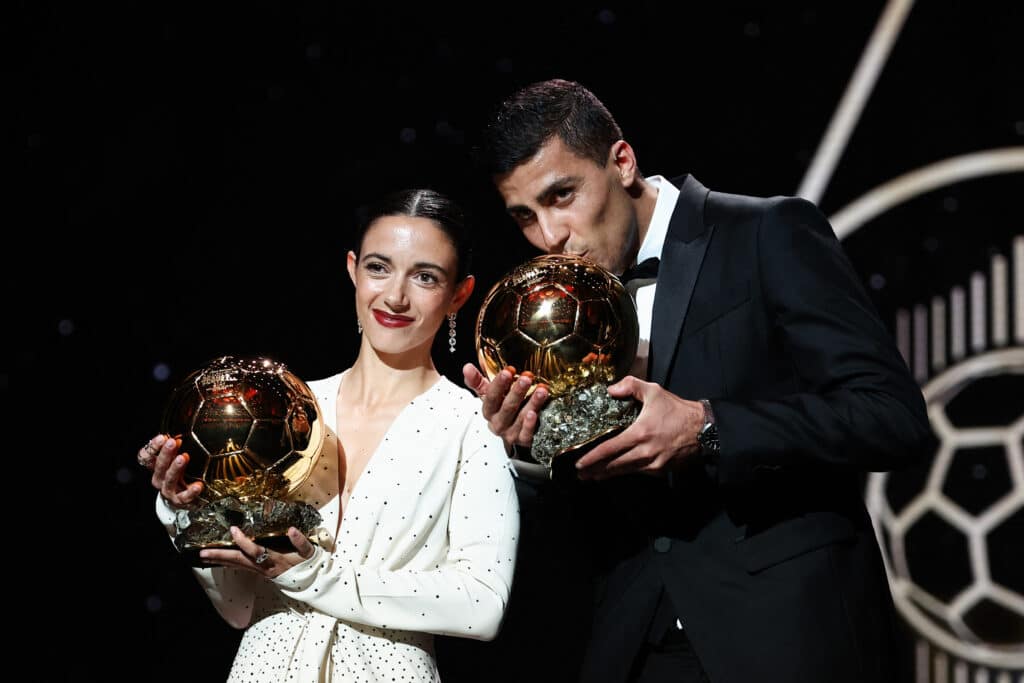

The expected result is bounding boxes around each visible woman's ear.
[449,275,476,314]
[346,251,358,286]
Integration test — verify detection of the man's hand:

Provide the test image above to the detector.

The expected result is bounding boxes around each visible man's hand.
[463,363,549,451]
[575,376,704,480]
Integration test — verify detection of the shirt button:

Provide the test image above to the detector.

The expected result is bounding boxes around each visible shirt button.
[653,536,671,553]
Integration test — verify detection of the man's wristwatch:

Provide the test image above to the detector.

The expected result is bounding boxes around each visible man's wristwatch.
[696,398,720,458]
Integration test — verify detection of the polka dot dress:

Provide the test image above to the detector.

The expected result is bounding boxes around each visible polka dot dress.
[187,372,520,683]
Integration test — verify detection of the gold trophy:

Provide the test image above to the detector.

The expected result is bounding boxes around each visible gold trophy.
[475,254,640,475]
[161,355,324,563]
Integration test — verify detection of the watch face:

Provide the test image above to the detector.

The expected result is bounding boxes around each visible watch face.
[699,423,719,453]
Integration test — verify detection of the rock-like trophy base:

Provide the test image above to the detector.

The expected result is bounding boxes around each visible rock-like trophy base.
[173,495,323,566]
[531,383,640,475]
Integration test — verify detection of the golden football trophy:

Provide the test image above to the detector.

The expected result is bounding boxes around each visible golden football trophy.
[476,254,640,474]
[161,355,324,563]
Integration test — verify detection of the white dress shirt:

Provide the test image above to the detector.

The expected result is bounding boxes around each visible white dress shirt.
[628,175,679,380]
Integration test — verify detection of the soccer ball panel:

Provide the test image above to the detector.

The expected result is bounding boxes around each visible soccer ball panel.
[945,374,1024,428]
[543,333,606,395]
[988,507,1024,595]
[248,419,292,469]
[941,446,1013,515]
[478,287,519,344]
[962,596,1024,645]
[519,285,577,345]
[193,396,252,463]
[497,331,553,385]
[240,373,292,420]
[905,510,973,603]
[578,298,619,345]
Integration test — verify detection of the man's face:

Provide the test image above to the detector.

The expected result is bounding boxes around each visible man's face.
[494,136,638,275]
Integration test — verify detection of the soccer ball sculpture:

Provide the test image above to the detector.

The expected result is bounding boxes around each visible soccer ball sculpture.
[161,355,324,559]
[475,254,640,469]
[866,349,1023,669]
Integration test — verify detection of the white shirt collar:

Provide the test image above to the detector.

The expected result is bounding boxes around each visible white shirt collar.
[636,175,679,264]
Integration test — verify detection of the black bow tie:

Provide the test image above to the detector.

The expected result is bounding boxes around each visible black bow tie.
[619,256,660,284]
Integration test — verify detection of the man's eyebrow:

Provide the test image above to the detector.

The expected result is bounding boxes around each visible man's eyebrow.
[506,175,580,216]
[535,175,578,203]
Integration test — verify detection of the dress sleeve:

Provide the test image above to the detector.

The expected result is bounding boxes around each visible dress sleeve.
[154,494,261,629]
[271,419,520,641]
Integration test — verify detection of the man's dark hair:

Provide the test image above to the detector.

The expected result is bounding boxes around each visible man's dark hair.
[477,79,623,176]
[354,188,473,281]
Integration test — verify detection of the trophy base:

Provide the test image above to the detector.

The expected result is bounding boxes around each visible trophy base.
[531,383,640,473]
[179,532,306,567]
[547,425,630,482]
[173,494,322,567]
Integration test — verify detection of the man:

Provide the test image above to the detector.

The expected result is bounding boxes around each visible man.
[463,79,936,683]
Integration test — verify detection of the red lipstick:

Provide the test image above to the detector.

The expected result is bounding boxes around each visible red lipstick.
[373,310,414,328]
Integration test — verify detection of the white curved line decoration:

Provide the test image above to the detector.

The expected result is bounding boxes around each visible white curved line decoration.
[797,0,916,203]
[830,147,1024,240]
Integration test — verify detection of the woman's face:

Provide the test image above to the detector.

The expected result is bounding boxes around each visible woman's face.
[347,215,474,360]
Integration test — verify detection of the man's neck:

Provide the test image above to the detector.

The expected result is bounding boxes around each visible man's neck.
[632,175,660,260]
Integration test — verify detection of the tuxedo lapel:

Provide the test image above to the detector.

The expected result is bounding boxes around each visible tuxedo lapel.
[649,176,713,386]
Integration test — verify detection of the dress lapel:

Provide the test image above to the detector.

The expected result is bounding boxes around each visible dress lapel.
[649,176,714,386]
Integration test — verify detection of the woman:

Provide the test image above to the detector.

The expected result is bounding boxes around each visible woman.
[140,189,519,682]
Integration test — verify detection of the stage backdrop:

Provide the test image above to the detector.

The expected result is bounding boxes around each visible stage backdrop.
[14,1,1021,680]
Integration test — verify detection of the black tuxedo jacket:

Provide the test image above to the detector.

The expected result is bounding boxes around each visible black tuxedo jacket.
[576,176,935,683]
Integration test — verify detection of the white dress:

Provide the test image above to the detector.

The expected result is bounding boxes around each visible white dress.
[156,373,520,682]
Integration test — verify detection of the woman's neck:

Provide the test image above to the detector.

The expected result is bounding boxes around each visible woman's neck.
[343,344,440,410]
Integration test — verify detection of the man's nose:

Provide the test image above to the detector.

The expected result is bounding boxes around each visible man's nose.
[537,214,569,252]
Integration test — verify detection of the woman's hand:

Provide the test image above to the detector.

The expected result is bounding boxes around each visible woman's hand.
[198,526,317,578]
[138,434,204,508]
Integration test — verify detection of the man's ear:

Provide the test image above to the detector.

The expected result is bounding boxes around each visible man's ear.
[609,140,638,187]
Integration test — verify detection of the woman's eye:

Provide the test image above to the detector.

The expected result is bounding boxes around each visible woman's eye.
[416,272,439,284]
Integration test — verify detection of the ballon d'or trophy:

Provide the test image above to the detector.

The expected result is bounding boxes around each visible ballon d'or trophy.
[476,254,640,477]
[161,355,324,564]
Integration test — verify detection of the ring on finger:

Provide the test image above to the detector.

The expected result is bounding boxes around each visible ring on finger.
[137,452,151,467]
[143,441,160,457]
[254,547,270,565]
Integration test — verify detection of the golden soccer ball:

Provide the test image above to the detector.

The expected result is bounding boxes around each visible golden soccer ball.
[161,355,323,499]
[475,254,639,397]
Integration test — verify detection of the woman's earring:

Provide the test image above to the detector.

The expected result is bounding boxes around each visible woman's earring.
[448,312,457,353]
[357,319,363,334]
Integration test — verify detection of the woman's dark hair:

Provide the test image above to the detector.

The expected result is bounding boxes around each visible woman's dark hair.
[354,188,473,281]
[477,78,623,176]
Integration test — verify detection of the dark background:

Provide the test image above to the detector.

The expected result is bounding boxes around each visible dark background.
[14,1,1022,680]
